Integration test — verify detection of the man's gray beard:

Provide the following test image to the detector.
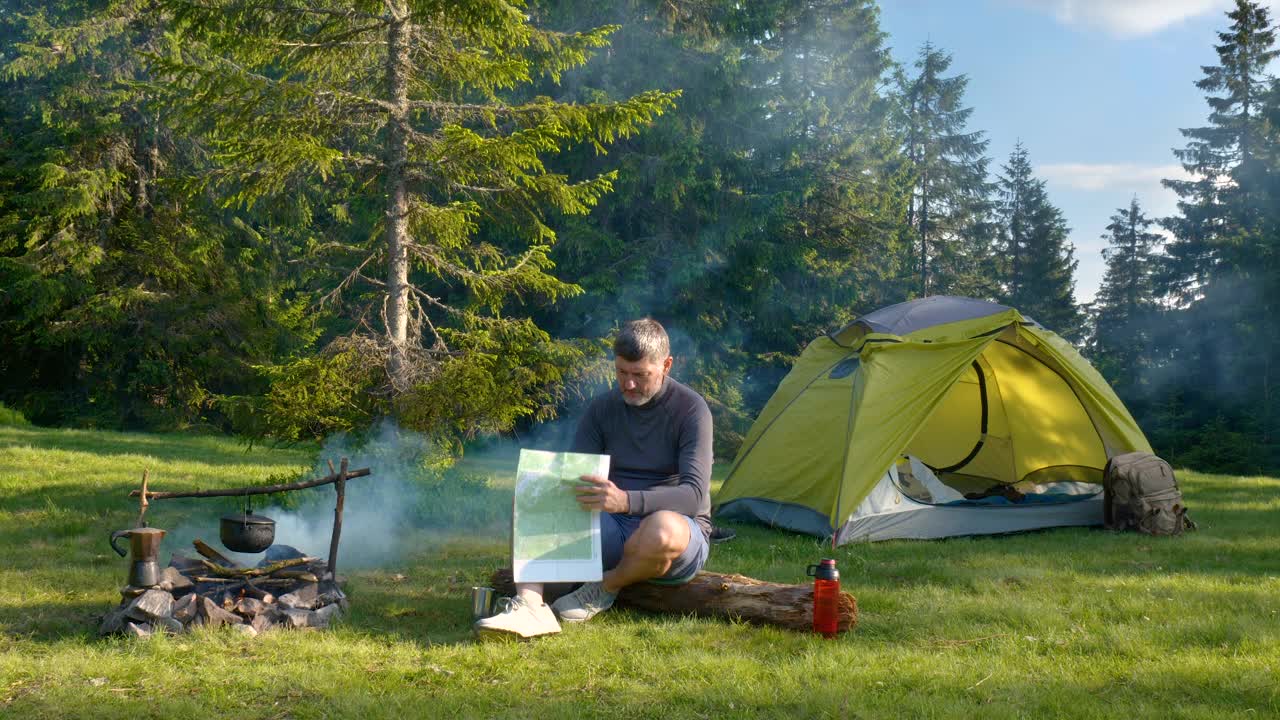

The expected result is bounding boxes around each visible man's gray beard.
[622,392,655,407]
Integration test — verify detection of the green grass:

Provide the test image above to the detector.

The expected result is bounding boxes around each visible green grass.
[1,424,1277,719]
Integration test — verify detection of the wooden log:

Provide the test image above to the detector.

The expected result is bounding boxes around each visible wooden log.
[193,539,243,569]
[241,581,275,605]
[198,557,309,578]
[271,570,320,583]
[490,569,857,633]
[130,465,371,500]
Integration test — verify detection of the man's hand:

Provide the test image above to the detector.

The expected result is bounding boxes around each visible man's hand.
[574,474,629,514]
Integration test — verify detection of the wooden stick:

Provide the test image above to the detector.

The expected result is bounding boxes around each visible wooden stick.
[136,469,150,528]
[327,458,349,577]
[193,539,243,569]
[129,464,371,500]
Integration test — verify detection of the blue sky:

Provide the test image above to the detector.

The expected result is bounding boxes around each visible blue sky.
[877,0,1267,303]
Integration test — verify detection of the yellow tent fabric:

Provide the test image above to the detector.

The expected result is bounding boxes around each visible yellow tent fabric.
[715,299,1151,536]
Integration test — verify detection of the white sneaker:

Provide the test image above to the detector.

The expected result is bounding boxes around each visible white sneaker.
[474,596,561,640]
[551,581,617,623]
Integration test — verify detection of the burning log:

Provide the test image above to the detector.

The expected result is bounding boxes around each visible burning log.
[490,568,858,634]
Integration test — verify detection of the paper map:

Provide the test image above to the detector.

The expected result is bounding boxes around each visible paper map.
[512,449,609,583]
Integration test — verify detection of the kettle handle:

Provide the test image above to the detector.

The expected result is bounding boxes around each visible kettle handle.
[109,529,131,557]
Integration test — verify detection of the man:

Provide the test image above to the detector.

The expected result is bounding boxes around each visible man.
[475,318,714,639]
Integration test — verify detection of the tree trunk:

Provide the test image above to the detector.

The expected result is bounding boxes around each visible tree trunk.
[384,2,412,391]
[919,168,929,296]
[490,569,858,634]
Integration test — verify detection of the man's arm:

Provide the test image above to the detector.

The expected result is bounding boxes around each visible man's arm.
[570,398,604,454]
[624,401,713,517]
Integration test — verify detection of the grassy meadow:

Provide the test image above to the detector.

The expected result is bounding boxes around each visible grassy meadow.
[0,423,1277,719]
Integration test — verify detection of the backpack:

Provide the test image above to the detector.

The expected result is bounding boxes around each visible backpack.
[1103,452,1196,535]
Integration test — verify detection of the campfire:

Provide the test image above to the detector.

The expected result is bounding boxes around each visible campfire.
[99,542,347,637]
[99,459,372,638]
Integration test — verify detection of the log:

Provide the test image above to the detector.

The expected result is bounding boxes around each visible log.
[490,569,857,634]
[241,581,275,604]
[198,557,309,578]
[271,570,320,583]
[130,466,371,500]
[193,539,243,569]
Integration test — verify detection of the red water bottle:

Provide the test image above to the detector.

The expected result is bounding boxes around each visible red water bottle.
[807,558,840,638]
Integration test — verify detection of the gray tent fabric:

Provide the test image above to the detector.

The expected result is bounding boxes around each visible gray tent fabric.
[717,465,1104,543]
[714,498,835,538]
[832,296,1040,337]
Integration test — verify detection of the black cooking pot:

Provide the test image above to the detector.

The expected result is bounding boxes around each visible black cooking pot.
[220,511,276,553]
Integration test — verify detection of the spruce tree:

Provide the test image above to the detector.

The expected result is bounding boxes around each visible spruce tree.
[1164,0,1277,293]
[1156,0,1280,468]
[897,42,992,297]
[1091,197,1163,392]
[525,0,907,455]
[0,1,320,428]
[153,0,678,442]
[995,143,1081,336]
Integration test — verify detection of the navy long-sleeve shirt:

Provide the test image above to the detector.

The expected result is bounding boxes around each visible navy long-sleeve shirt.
[571,375,714,540]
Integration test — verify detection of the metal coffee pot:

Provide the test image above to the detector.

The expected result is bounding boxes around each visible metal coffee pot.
[109,526,166,587]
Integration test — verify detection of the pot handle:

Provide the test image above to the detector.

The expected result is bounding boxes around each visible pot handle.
[109,529,131,557]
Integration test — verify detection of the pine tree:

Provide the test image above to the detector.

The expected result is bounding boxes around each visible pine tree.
[153,0,678,442]
[897,42,992,297]
[995,143,1081,336]
[1091,197,1163,391]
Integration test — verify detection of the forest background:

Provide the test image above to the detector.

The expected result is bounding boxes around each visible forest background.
[2,0,1277,474]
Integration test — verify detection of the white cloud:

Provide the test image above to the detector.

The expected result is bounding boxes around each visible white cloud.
[1037,162,1187,192]
[1012,0,1280,37]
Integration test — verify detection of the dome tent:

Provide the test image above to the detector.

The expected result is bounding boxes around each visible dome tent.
[713,296,1152,543]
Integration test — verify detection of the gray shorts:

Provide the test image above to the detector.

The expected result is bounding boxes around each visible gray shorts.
[601,512,709,584]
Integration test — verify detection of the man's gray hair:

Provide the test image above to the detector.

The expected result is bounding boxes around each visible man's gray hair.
[614,318,670,363]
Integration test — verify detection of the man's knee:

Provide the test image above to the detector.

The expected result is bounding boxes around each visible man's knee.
[626,511,690,559]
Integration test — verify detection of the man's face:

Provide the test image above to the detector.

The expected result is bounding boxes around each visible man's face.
[616,354,673,406]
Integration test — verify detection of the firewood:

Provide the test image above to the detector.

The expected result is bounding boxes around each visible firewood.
[270,570,319,583]
[192,539,243,569]
[198,557,309,578]
[241,581,275,604]
[490,568,857,634]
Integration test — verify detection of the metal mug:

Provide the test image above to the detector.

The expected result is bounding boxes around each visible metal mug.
[471,587,496,620]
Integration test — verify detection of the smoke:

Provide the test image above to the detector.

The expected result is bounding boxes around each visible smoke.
[254,419,438,568]
[159,419,517,570]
